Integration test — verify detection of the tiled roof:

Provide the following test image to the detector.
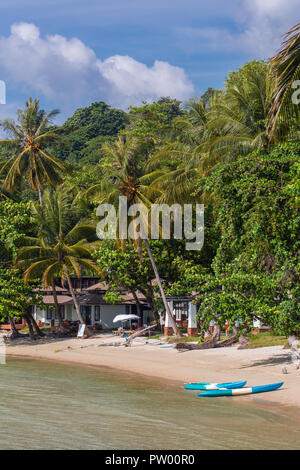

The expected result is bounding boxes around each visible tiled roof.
[86,282,110,291]
[42,295,73,305]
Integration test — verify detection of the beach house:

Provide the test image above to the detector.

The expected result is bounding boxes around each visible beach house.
[32,277,154,330]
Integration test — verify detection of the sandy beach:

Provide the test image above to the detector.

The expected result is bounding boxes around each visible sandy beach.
[4,332,300,419]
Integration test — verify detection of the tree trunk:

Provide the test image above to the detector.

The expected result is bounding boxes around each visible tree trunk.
[144,289,160,327]
[38,188,43,208]
[51,281,65,328]
[175,325,239,350]
[175,333,238,350]
[65,272,85,324]
[130,289,142,317]
[29,312,45,337]
[8,317,21,339]
[125,324,157,346]
[24,314,36,340]
[144,239,179,336]
[212,324,221,341]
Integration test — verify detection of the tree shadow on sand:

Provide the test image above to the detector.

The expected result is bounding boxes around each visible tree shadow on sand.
[240,353,292,368]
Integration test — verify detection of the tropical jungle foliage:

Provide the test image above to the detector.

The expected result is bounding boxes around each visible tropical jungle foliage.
[0,24,299,337]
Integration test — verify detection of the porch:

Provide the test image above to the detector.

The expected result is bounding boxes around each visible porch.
[163,298,198,337]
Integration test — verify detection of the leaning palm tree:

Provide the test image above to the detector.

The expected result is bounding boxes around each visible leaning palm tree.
[16,188,102,326]
[268,22,300,138]
[0,98,69,204]
[86,135,180,336]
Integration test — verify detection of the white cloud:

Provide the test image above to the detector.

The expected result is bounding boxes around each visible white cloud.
[244,0,297,18]
[0,23,195,110]
[239,0,300,56]
[98,55,194,106]
[178,0,299,58]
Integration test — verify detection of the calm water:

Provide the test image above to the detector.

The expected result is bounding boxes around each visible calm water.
[0,357,299,450]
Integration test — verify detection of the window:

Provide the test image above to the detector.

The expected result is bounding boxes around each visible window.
[73,279,80,289]
[125,305,130,315]
[94,306,100,322]
[173,301,189,321]
[46,307,53,320]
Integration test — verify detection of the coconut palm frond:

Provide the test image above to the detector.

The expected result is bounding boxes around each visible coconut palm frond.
[268,22,300,137]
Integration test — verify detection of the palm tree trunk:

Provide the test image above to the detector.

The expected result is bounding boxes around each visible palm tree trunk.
[144,239,179,336]
[51,281,64,328]
[38,188,43,208]
[65,271,85,324]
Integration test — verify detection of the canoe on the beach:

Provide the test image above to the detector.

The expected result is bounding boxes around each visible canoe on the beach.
[184,381,247,390]
[197,382,284,397]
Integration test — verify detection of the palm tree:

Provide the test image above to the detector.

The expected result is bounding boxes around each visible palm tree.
[16,188,102,327]
[0,98,69,204]
[87,135,180,336]
[268,22,300,138]
[145,143,202,204]
[206,61,278,158]
[173,98,209,149]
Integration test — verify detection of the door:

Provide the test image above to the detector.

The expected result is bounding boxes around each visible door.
[80,306,92,325]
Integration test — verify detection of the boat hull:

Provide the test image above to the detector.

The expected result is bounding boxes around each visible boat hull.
[198,382,284,397]
[184,381,247,390]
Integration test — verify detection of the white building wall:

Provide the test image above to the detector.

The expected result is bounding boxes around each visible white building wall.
[164,301,173,327]
[34,303,149,330]
[188,303,197,329]
[100,305,128,329]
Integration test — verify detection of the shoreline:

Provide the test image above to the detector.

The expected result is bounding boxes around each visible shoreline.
[5,334,300,422]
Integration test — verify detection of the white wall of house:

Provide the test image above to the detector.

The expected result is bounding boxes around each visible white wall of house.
[100,305,128,329]
[34,303,141,330]
[188,303,197,329]
[34,304,74,324]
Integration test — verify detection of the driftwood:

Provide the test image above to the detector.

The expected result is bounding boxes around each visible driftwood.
[237,334,251,350]
[175,332,238,351]
[214,334,238,348]
[124,324,157,346]
[175,338,215,350]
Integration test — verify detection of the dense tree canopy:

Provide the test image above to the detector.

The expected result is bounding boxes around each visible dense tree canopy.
[50,102,128,163]
[167,143,300,336]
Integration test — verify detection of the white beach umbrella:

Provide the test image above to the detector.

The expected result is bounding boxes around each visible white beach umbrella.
[113,314,140,323]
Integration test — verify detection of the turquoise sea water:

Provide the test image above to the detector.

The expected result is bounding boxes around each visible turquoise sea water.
[0,357,299,450]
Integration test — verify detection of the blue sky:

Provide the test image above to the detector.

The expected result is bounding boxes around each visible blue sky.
[0,0,298,122]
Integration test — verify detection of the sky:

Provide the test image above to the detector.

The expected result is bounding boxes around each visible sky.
[0,0,298,122]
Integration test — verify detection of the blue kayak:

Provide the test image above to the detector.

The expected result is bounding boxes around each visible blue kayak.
[198,382,284,397]
[184,381,247,390]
